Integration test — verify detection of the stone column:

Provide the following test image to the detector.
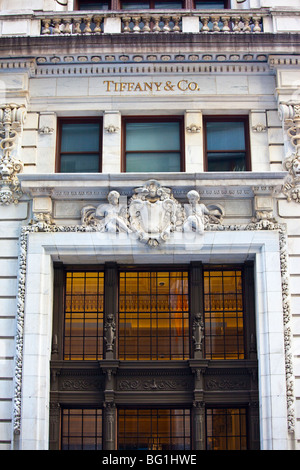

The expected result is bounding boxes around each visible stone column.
[189,262,204,359]
[192,401,205,450]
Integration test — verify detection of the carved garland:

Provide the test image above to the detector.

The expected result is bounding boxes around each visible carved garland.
[13,220,295,436]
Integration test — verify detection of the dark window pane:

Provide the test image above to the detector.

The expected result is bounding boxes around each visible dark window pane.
[60,153,100,173]
[155,1,183,7]
[195,1,225,8]
[207,152,246,172]
[78,1,109,9]
[205,119,248,172]
[126,122,180,151]
[61,123,99,153]
[206,121,245,151]
[122,1,150,8]
[125,120,182,172]
[126,152,181,172]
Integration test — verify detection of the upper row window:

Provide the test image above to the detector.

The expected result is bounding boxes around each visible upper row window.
[76,0,228,9]
[56,116,250,173]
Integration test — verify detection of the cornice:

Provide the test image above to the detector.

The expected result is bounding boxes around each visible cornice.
[0,32,299,57]
[19,172,287,200]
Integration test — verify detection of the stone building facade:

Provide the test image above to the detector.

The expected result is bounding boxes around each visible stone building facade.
[0,0,300,451]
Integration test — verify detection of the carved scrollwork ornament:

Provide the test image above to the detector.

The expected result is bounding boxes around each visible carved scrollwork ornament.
[0,103,26,205]
[279,102,300,203]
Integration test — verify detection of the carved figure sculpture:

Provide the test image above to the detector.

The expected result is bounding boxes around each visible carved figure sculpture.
[183,190,209,234]
[104,314,116,352]
[192,312,204,353]
[81,190,131,232]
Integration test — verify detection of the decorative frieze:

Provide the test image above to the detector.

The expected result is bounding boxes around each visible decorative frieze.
[0,104,26,205]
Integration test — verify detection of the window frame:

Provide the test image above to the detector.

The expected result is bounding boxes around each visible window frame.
[56,117,103,173]
[203,115,251,172]
[118,267,190,361]
[121,115,185,173]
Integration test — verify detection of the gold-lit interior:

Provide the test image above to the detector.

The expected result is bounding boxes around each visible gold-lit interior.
[61,409,103,450]
[204,270,244,359]
[118,409,191,450]
[206,408,247,450]
[63,268,245,361]
[64,272,104,360]
[119,271,189,360]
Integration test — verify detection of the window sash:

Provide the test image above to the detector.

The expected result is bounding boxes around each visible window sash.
[204,117,250,172]
[123,117,184,172]
[57,119,102,173]
[206,408,247,450]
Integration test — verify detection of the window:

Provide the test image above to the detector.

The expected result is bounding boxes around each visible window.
[194,0,227,8]
[77,0,110,8]
[119,270,189,360]
[118,409,191,450]
[61,408,103,450]
[63,271,104,360]
[121,0,183,8]
[50,263,259,450]
[122,117,184,172]
[204,117,250,172]
[57,118,102,173]
[204,268,244,359]
[206,408,247,450]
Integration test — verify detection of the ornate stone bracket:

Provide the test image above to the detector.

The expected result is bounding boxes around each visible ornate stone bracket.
[279,102,300,203]
[81,180,224,247]
[0,103,26,205]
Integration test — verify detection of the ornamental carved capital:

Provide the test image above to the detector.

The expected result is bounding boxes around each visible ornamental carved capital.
[0,103,27,205]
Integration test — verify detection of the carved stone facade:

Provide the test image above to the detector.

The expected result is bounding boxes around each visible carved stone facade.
[0,0,300,452]
[0,104,26,205]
